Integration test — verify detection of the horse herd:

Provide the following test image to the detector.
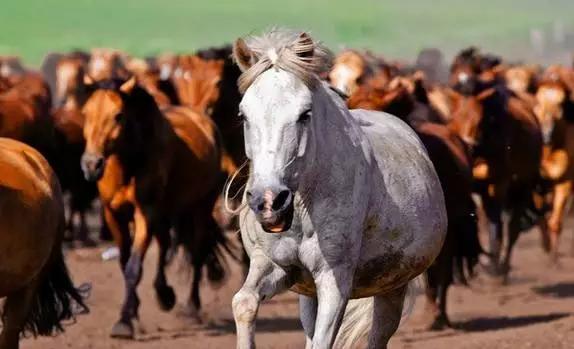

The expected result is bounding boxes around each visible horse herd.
[0,28,573,348]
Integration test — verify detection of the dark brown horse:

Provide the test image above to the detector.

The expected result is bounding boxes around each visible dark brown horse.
[448,84,542,279]
[0,138,88,349]
[81,77,233,338]
[450,47,502,95]
[348,76,481,329]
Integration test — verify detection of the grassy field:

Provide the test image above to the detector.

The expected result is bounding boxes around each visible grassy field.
[1,0,573,65]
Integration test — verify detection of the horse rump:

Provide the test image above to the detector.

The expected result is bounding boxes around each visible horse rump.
[19,246,89,337]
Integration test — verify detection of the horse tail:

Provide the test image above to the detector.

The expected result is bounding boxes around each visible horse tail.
[454,197,482,284]
[335,279,419,348]
[22,245,90,336]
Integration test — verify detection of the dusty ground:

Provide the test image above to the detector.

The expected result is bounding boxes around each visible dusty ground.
[21,215,574,349]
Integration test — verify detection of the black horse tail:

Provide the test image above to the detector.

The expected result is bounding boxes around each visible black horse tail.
[454,197,483,285]
[21,246,90,337]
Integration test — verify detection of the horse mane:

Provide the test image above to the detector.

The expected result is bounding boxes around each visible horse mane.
[235,28,333,93]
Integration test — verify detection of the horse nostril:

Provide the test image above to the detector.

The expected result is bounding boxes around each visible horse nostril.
[272,190,292,211]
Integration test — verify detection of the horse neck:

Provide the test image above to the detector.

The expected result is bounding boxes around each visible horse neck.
[119,92,172,173]
[299,85,368,192]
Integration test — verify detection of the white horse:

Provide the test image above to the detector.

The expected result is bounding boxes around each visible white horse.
[231,29,447,349]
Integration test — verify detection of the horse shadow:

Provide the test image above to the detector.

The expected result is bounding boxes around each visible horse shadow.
[532,282,574,299]
[205,316,302,336]
[455,313,570,332]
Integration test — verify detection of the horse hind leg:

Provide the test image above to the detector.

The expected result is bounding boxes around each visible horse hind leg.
[367,286,407,349]
[0,283,38,349]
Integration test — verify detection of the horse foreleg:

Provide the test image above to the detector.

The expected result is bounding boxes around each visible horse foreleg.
[368,286,407,349]
[311,267,353,349]
[546,181,572,264]
[111,206,152,339]
[0,281,38,349]
[153,224,176,311]
[103,206,131,269]
[233,251,291,349]
[299,295,317,349]
[483,194,503,273]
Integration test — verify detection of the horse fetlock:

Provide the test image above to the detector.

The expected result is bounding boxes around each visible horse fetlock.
[232,289,260,323]
[155,284,176,311]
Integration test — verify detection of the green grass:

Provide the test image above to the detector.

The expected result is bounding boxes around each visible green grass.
[1,0,573,65]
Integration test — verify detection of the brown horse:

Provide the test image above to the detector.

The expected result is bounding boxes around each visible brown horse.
[171,54,225,112]
[328,49,393,96]
[49,57,102,244]
[533,67,574,262]
[87,48,130,81]
[0,56,26,79]
[0,138,88,349]
[81,77,233,338]
[448,84,542,279]
[348,76,481,329]
[450,47,502,95]
[0,71,52,149]
[170,49,245,230]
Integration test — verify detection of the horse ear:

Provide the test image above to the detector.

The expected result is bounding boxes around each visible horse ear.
[296,32,315,59]
[233,38,255,72]
[119,76,137,94]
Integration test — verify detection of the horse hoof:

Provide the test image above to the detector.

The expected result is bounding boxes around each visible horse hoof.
[156,285,176,311]
[110,321,135,339]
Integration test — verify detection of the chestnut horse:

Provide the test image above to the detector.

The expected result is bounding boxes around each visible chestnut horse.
[348,76,481,329]
[81,77,233,338]
[0,138,88,349]
[533,66,574,262]
[448,84,542,279]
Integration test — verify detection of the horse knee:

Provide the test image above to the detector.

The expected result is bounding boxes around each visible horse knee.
[124,255,143,288]
[232,289,259,324]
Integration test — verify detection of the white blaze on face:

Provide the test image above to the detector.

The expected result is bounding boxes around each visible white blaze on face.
[240,69,312,188]
[0,64,11,77]
[457,72,470,84]
[159,64,172,80]
[330,64,355,95]
[91,57,106,75]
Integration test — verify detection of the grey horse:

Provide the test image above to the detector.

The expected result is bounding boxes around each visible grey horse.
[230,29,447,349]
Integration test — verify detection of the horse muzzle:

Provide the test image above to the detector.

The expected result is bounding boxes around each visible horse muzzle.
[81,152,105,182]
[247,187,295,233]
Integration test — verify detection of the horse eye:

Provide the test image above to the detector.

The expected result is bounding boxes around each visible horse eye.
[298,109,312,123]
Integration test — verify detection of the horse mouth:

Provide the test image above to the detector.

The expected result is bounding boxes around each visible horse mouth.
[258,204,294,234]
[83,168,104,182]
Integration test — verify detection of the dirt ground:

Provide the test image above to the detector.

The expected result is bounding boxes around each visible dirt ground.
[21,214,574,349]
